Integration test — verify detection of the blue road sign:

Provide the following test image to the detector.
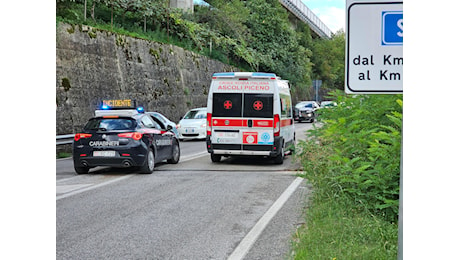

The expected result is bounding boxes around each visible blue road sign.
[382,11,403,45]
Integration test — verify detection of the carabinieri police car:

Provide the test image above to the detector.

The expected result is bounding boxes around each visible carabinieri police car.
[72,100,180,174]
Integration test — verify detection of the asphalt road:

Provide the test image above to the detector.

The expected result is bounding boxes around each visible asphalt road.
[56,122,316,260]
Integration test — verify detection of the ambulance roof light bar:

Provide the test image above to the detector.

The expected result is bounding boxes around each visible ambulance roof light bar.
[212,72,278,79]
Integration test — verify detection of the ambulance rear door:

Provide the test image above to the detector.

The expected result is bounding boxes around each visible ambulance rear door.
[209,72,277,155]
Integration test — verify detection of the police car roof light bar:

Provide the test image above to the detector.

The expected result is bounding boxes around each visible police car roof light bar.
[95,109,141,117]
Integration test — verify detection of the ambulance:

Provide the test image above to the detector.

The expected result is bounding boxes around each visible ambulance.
[205,72,295,164]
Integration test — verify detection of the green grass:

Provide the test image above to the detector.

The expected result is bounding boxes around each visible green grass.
[291,189,398,259]
[56,152,72,159]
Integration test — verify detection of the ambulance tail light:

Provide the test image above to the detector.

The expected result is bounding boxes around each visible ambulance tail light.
[274,114,280,137]
[118,132,143,141]
[206,113,212,136]
[74,133,92,141]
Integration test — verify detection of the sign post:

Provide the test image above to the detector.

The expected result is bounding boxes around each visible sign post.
[312,80,322,103]
[346,1,403,259]
[346,0,403,94]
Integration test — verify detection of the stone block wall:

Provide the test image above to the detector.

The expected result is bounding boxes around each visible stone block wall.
[56,23,238,135]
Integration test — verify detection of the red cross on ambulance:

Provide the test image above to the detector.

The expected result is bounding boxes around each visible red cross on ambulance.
[253,100,263,110]
[224,100,232,109]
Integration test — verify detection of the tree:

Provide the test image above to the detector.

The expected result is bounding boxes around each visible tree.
[310,29,345,90]
[243,0,313,93]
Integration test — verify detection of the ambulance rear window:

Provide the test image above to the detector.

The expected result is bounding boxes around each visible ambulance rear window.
[243,94,273,118]
[213,93,242,117]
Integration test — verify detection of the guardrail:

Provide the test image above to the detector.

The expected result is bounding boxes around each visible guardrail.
[280,0,332,39]
[57,134,75,145]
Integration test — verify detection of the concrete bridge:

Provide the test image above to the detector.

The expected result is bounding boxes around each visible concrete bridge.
[171,0,332,39]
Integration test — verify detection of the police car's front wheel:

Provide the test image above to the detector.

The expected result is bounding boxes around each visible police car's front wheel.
[140,148,155,174]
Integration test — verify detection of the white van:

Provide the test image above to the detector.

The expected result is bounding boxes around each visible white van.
[205,72,295,164]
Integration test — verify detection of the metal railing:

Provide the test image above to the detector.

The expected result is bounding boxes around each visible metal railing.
[279,0,332,39]
[57,134,75,145]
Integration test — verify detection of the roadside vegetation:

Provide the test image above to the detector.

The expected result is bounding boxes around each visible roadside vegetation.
[293,91,402,259]
[56,0,344,100]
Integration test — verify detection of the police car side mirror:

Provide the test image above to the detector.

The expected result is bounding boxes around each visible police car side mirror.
[167,125,173,131]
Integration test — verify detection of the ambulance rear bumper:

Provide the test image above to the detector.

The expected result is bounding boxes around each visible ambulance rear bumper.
[206,136,283,157]
[213,150,272,156]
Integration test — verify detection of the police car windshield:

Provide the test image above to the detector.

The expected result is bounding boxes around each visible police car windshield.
[183,110,206,119]
[84,118,137,131]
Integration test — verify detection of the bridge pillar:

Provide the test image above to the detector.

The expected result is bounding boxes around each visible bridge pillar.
[170,0,194,13]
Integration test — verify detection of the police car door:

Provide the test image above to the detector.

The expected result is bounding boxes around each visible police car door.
[141,115,171,161]
[152,115,174,160]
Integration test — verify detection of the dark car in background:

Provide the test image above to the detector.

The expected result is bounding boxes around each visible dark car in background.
[73,108,180,174]
[294,101,320,123]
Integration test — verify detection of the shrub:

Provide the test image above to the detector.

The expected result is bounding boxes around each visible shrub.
[298,90,402,222]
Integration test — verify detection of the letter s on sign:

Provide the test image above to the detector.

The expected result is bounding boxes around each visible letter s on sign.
[397,19,403,37]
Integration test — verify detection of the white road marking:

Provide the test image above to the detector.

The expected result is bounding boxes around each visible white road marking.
[56,176,80,184]
[56,152,207,200]
[56,184,93,194]
[227,176,304,260]
[180,151,208,162]
[56,175,135,201]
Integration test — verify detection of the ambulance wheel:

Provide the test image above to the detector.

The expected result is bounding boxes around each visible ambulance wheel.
[211,153,221,162]
[274,146,284,164]
[140,148,155,174]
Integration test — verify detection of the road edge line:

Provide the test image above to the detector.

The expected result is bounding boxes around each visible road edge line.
[227,176,304,260]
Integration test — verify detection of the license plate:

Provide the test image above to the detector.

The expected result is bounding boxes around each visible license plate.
[215,132,238,138]
[93,151,116,157]
[185,128,195,133]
